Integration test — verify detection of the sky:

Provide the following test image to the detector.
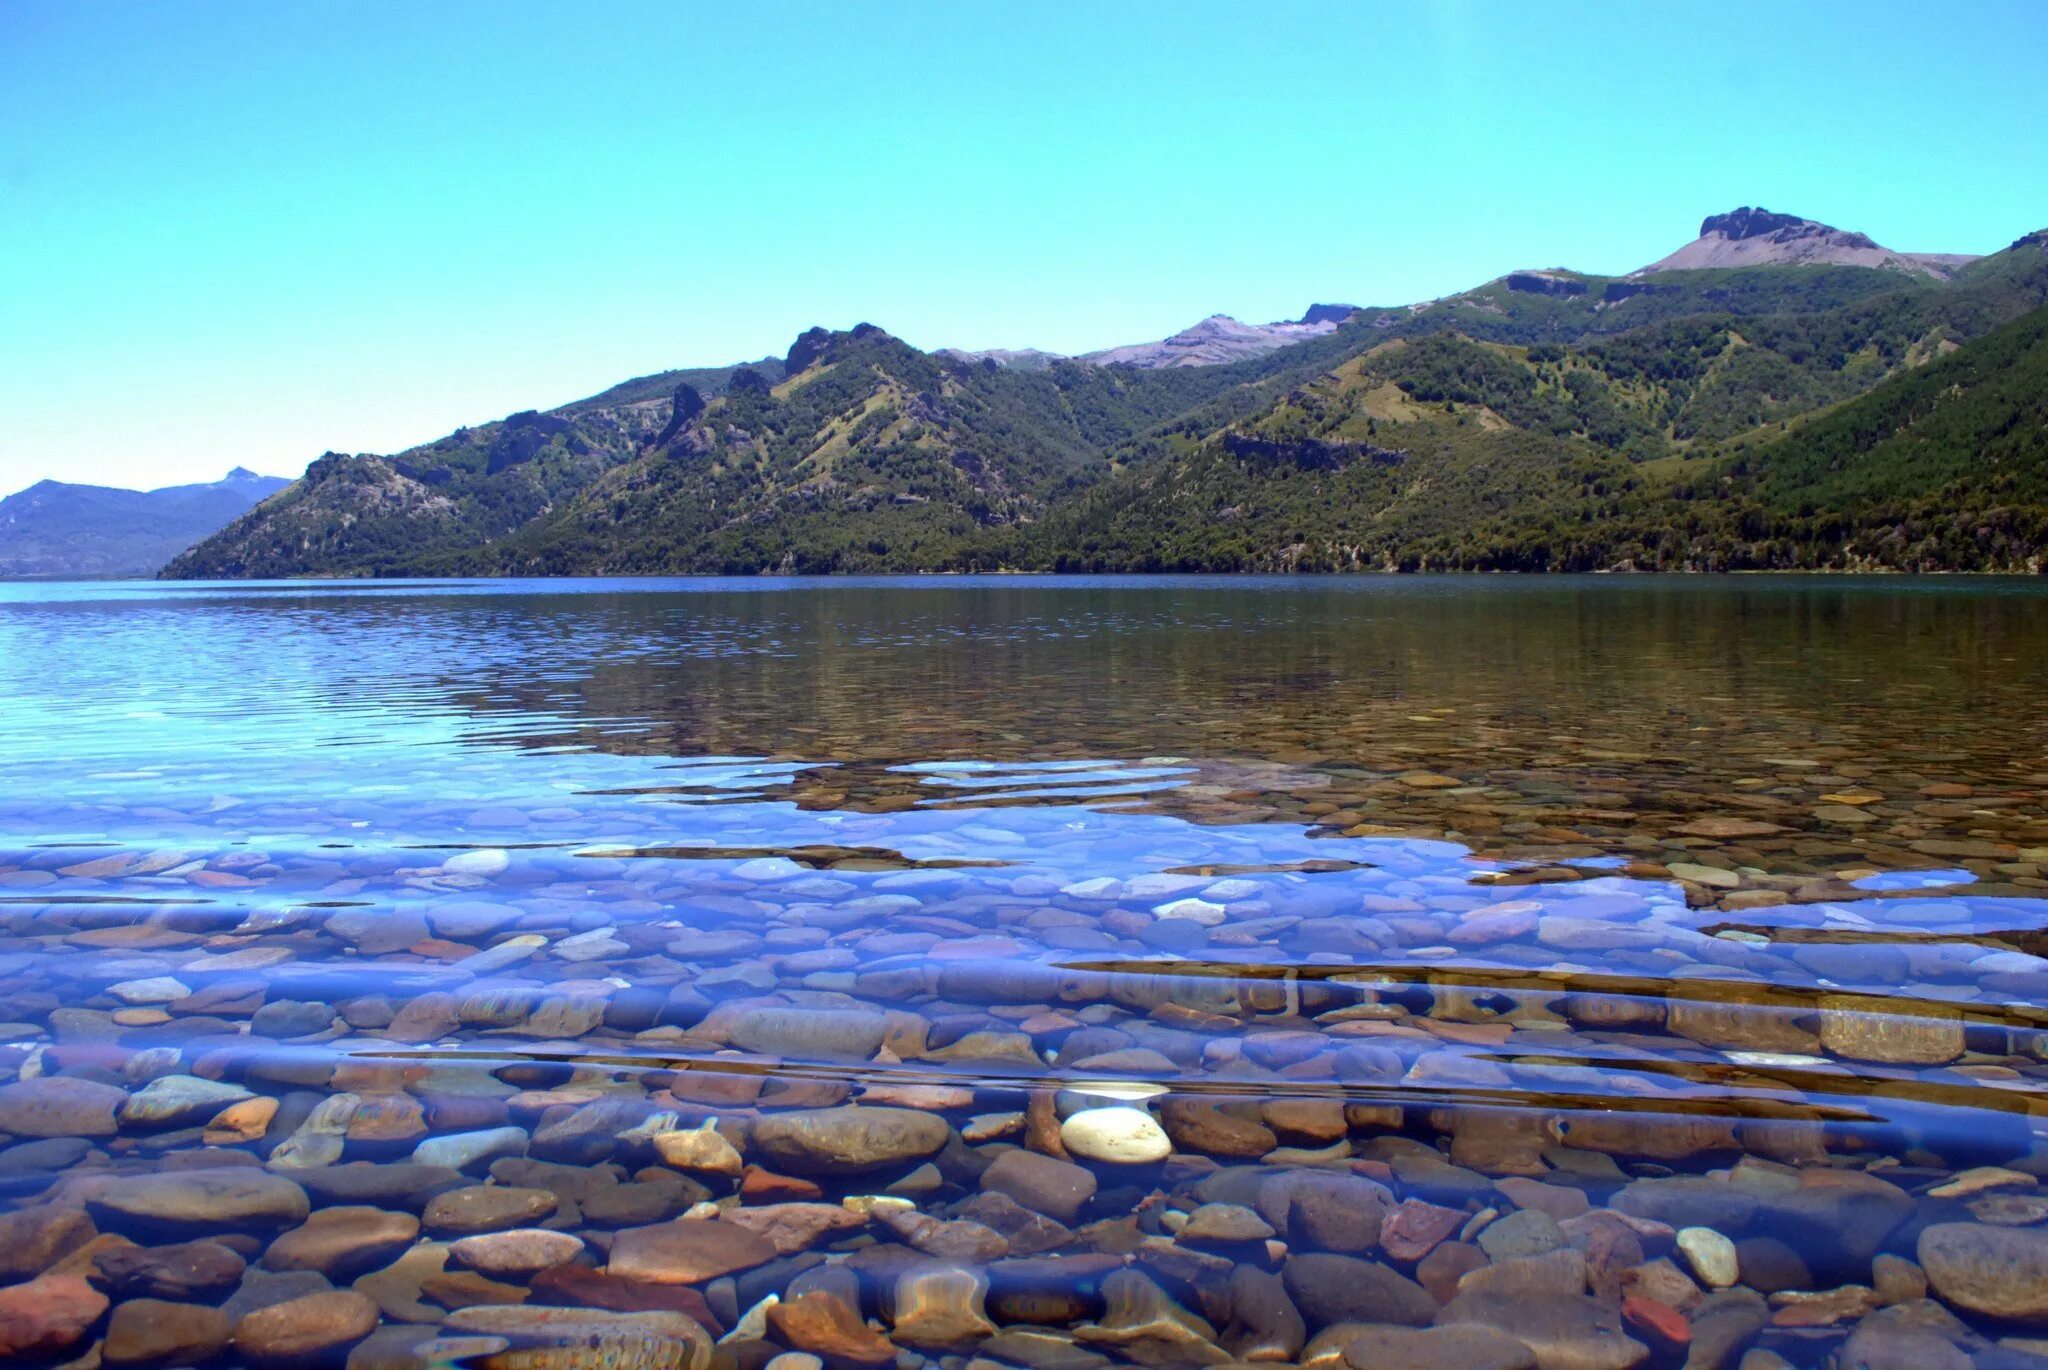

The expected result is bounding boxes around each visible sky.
[2,1,2044,498]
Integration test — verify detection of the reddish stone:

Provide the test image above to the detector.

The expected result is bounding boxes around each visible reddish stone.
[739,1166,823,1201]
[528,1266,724,1336]
[1623,1294,1691,1350]
[0,1274,107,1357]
[1381,1198,1465,1263]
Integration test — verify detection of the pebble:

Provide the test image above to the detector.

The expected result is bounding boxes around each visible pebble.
[1678,1227,1741,1290]
[1060,1106,1172,1164]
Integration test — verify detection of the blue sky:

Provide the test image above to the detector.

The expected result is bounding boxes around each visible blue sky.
[2,1,2043,497]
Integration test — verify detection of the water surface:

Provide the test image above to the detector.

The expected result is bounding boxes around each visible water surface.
[1,576,2044,1369]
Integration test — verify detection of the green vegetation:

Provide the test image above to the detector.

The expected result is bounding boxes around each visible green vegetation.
[167,238,2048,580]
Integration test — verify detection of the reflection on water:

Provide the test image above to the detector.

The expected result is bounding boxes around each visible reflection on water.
[0,576,2044,1370]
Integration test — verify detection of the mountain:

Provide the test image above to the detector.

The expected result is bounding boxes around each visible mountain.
[160,361,781,579]
[938,305,1361,372]
[1634,207,1977,278]
[1039,231,2048,574]
[0,468,289,579]
[1078,307,1359,368]
[166,210,2048,579]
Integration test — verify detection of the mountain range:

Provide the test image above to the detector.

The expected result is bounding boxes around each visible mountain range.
[0,468,288,579]
[165,209,2048,578]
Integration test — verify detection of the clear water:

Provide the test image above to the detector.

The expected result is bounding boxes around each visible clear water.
[1,576,2045,1369]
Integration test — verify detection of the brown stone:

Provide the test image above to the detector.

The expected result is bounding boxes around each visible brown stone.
[1159,1098,1277,1158]
[262,1205,420,1279]
[234,1289,381,1366]
[768,1289,896,1367]
[608,1219,777,1284]
[0,1205,96,1281]
[0,1273,108,1358]
[104,1298,234,1368]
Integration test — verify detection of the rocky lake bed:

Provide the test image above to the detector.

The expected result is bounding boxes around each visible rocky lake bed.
[0,575,2043,1370]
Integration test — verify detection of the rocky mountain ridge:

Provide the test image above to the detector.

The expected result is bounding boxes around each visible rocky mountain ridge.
[1634,206,1978,278]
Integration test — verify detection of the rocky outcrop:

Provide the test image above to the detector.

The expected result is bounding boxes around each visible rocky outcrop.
[1222,431,1405,471]
[1081,310,1348,368]
[649,383,707,451]
[1633,205,1977,277]
[1506,272,1589,297]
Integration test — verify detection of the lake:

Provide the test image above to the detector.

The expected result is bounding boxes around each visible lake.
[1,575,2044,1369]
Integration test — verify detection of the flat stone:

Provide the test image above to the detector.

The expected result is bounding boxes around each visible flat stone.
[441,1306,712,1370]
[727,1006,889,1060]
[1918,1222,2048,1323]
[94,1240,247,1299]
[980,1149,1098,1223]
[1817,995,1965,1064]
[717,1202,866,1255]
[1303,1323,1536,1370]
[748,1106,950,1176]
[1438,1291,1650,1370]
[422,1184,557,1236]
[1158,1099,1277,1158]
[608,1219,778,1284]
[1283,1252,1436,1329]
[411,1126,529,1172]
[1479,1208,1568,1261]
[0,1205,96,1281]
[233,1289,381,1367]
[1179,1203,1275,1247]
[0,1075,126,1137]
[104,1298,234,1368]
[449,1228,585,1277]
[263,1206,421,1280]
[0,1274,108,1359]
[89,1168,310,1237]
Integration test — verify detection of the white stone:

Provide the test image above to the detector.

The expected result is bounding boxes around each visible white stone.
[1060,1106,1171,1164]
[1153,898,1226,926]
[444,849,510,877]
[731,857,804,882]
[108,977,191,1004]
[1677,1226,1739,1289]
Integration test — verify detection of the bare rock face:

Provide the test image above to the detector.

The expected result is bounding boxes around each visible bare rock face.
[1633,206,1975,277]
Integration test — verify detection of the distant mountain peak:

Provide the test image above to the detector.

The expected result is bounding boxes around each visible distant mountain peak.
[1636,207,1976,278]
[1079,307,1350,369]
[785,322,898,374]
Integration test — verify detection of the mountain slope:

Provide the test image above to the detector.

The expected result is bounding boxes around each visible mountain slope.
[1634,207,1976,277]
[0,468,288,579]
[163,362,782,579]
[163,212,2048,580]
[492,325,1291,574]
[1036,293,2048,574]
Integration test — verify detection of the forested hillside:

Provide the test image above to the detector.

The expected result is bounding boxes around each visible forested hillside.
[166,223,2048,579]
